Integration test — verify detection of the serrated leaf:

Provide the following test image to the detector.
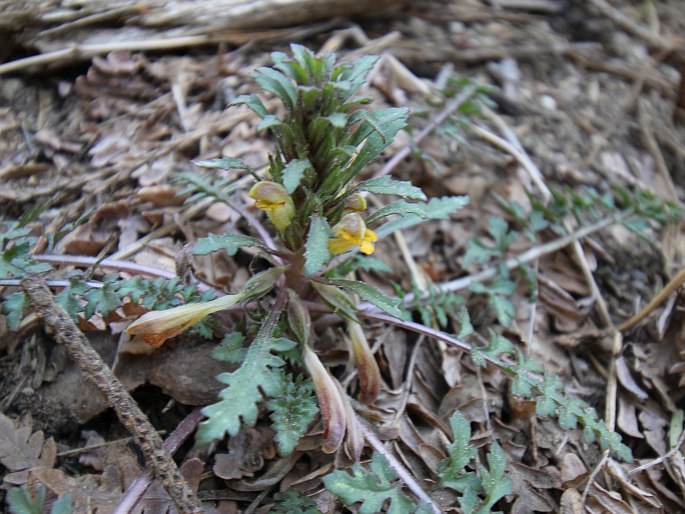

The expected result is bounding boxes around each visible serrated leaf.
[282,159,310,194]
[478,442,512,513]
[83,277,121,318]
[196,334,297,446]
[358,176,426,200]
[6,484,46,514]
[328,278,402,318]
[440,411,477,491]
[365,200,429,225]
[193,233,267,256]
[267,373,318,456]
[375,196,469,238]
[192,157,253,172]
[211,333,247,364]
[557,395,586,430]
[304,216,332,277]
[2,291,26,331]
[323,453,416,514]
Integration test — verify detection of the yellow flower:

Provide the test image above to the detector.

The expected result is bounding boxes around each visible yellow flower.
[328,213,377,256]
[248,181,295,233]
[126,294,239,347]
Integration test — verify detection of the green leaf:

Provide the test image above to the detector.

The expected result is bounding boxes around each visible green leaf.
[471,331,514,368]
[253,67,297,110]
[211,332,247,364]
[328,278,403,319]
[510,350,542,398]
[1,292,26,331]
[192,157,253,172]
[345,108,408,179]
[229,94,269,118]
[358,176,427,200]
[257,114,285,132]
[197,334,297,446]
[0,240,52,279]
[323,453,416,514]
[311,282,358,322]
[50,495,73,514]
[326,112,347,128]
[193,233,267,256]
[83,275,122,318]
[326,254,392,278]
[267,372,318,456]
[536,372,563,418]
[304,216,332,277]
[6,484,46,514]
[477,442,512,513]
[375,196,469,238]
[272,490,321,514]
[282,159,311,194]
[365,200,430,225]
[440,411,477,491]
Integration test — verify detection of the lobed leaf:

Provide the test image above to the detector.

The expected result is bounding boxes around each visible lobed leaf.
[196,335,297,446]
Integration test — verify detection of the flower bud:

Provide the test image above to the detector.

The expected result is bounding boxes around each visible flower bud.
[311,281,358,321]
[303,344,346,454]
[286,289,310,345]
[343,193,367,212]
[347,321,381,405]
[126,294,240,347]
[248,181,295,233]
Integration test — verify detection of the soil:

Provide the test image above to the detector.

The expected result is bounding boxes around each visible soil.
[2,0,685,512]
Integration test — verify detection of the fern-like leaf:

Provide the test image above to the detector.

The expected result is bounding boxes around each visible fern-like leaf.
[267,372,318,456]
[323,453,421,514]
[196,333,297,446]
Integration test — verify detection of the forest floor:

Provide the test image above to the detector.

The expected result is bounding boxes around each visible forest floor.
[2,0,685,512]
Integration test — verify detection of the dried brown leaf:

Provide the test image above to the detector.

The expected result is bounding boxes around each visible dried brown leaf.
[0,412,56,486]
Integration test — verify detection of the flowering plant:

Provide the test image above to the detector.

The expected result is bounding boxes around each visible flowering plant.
[126,45,467,456]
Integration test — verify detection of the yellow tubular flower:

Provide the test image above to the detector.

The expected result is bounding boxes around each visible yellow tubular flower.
[328,213,377,256]
[248,181,295,233]
[126,294,239,347]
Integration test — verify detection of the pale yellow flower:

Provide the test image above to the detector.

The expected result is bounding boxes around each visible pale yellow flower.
[328,213,377,256]
[126,294,239,347]
[248,181,295,233]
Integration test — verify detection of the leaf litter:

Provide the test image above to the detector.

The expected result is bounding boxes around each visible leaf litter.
[2,0,685,512]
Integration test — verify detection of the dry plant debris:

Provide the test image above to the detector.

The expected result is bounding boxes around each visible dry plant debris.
[1,0,685,512]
